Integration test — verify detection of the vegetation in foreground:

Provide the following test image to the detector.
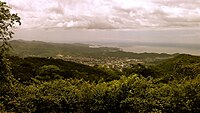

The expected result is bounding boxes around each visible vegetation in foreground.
[1,54,200,113]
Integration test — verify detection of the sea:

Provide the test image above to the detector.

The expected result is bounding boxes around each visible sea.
[96,42,200,55]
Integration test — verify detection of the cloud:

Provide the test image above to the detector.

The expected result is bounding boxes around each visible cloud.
[4,0,200,29]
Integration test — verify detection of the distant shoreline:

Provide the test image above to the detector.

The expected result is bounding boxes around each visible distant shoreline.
[10,39,200,56]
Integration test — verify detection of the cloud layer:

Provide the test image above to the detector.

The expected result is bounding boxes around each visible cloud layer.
[5,0,200,29]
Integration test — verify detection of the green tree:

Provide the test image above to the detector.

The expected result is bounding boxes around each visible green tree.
[0,1,20,95]
[0,2,20,111]
[36,65,62,81]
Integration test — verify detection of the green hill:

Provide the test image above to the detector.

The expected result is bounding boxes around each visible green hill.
[1,52,200,113]
[9,56,120,83]
[10,40,174,59]
[2,54,200,113]
[157,54,200,79]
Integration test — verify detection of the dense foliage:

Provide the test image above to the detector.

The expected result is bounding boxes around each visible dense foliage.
[0,1,20,79]
[1,72,200,112]
[9,56,121,83]
[1,54,200,112]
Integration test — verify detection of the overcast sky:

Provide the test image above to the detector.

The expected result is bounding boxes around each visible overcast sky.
[3,0,200,45]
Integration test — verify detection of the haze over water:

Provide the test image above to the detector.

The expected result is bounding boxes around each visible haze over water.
[114,43,200,55]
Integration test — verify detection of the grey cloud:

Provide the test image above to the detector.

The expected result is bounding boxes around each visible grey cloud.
[5,0,200,29]
[153,0,200,7]
[47,7,64,15]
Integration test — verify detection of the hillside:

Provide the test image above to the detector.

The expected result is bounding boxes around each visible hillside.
[9,56,120,83]
[1,54,200,112]
[157,54,200,79]
[10,40,175,59]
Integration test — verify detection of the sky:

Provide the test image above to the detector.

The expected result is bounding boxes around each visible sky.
[3,0,200,47]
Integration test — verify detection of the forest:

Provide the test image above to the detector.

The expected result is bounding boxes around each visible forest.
[1,1,200,113]
[1,54,200,112]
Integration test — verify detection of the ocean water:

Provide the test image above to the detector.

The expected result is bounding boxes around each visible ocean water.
[118,43,200,55]
[99,42,200,55]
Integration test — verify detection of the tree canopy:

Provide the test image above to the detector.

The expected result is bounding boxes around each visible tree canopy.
[0,1,21,91]
[0,1,21,53]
